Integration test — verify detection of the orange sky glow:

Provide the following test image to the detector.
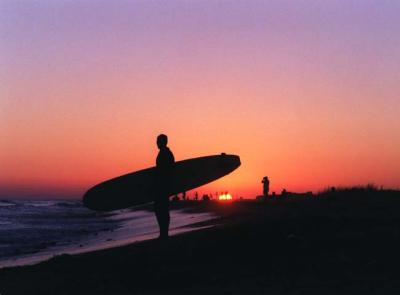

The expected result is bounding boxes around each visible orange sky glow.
[1,1,399,199]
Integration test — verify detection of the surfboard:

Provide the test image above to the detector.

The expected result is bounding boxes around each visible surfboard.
[83,153,240,211]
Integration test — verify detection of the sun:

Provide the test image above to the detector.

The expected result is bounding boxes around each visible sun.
[218,193,232,201]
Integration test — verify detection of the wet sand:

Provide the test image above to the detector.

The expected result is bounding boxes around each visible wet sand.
[1,190,400,294]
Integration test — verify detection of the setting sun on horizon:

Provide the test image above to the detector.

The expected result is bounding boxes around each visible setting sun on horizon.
[1,1,400,199]
[218,193,233,201]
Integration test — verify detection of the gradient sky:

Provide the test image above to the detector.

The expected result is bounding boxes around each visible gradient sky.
[1,0,399,199]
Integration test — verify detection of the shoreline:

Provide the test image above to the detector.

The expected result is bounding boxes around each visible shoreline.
[0,206,218,269]
[1,193,400,294]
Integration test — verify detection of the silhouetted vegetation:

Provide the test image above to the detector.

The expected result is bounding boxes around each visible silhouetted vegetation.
[319,183,381,195]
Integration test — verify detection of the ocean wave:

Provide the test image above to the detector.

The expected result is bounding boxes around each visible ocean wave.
[0,220,12,225]
[25,200,59,208]
[55,201,83,208]
[0,200,16,207]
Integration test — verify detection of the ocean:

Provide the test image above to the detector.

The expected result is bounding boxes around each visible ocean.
[0,199,216,268]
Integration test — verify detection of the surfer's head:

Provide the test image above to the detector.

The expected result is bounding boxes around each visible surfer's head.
[157,134,168,149]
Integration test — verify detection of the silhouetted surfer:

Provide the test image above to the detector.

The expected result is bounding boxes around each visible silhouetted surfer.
[154,134,175,239]
[262,176,269,198]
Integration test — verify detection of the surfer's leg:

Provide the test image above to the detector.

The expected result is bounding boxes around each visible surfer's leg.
[154,195,169,239]
[164,196,170,236]
[154,198,162,235]
[159,196,170,239]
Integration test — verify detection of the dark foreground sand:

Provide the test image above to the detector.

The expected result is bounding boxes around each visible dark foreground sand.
[1,189,400,295]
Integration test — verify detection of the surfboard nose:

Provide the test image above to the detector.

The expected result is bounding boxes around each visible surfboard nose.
[220,153,241,172]
[232,155,241,169]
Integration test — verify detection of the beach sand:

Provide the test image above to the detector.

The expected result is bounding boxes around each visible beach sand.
[1,191,400,294]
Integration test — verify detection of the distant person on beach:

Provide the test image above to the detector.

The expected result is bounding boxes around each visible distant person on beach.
[154,134,175,240]
[281,188,287,197]
[262,176,270,197]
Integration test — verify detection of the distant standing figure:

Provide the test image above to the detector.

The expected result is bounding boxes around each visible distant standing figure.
[154,134,175,240]
[262,176,270,197]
